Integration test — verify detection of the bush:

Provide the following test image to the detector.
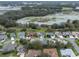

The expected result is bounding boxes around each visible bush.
[29,40,43,49]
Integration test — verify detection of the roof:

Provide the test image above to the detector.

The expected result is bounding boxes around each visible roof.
[55,32,62,36]
[18,32,25,39]
[18,32,25,36]
[43,48,58,57]
[17,45,25,53]
[10,33,16,38]
[39,39,47,45]
[62,32,71,36]
[60,49,76,57]
[37,32,45,36]
[0,32,5,34]
[46,32,54,35]
[0,34,7,40]
[26,49,41,57]
[2,44,17,52]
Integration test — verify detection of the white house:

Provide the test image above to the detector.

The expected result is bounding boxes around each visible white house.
[60,49,76,57]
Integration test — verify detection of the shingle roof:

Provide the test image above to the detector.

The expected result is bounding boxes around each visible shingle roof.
[2,44,17,52]
[10,33,16,38]
[0,34,7,41]
[18,32,25,39]
[43,48,58,57]
[26,49,41,57]
[60,49,76,57]
[17,45,25,53]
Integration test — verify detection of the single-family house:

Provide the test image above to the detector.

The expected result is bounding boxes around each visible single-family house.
[62,32,72,37]
[46,32,54,38]
[28,32,37,37]
[0,32,7,41]
[17,45,25,56]
[26,36,31,40]
[43,48,58,57]
[55,32,62,37]
[0,43,17,52]
[62,40,68,45]
[10,33,16,38]
[51,35,55,39]
[37,32,45,38]
[25,49,41,57]
[60,49,76,57]
[18,32,26,39]
[39,39,47,45]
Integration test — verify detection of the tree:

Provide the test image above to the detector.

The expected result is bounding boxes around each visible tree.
[20,39,28,45]
[51,23,59,29]
[29,40,43,49]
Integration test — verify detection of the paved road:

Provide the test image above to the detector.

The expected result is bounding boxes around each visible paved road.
[65,38,79,53]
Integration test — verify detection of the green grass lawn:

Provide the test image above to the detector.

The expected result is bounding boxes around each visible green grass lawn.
[0,51,18,57]
[26,28,47,32]
[35,28,47,32]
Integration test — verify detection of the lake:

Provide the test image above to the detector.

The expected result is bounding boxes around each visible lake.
[16,11,79,25]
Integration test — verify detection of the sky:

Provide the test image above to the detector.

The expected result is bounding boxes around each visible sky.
[0,0,79,1]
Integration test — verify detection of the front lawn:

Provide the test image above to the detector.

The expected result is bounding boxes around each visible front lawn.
[0,51,17,57]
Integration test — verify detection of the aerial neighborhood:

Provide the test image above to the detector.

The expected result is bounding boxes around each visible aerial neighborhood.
[0,31,79,57]
[0,1,79,57]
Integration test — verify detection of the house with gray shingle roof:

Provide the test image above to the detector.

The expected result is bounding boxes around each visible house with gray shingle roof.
[60,48,76,57]
[18,32,26,39]
[46,32,54,38]
[0,43,17,52]
[10,33,16,38]
[0,32,7,41]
